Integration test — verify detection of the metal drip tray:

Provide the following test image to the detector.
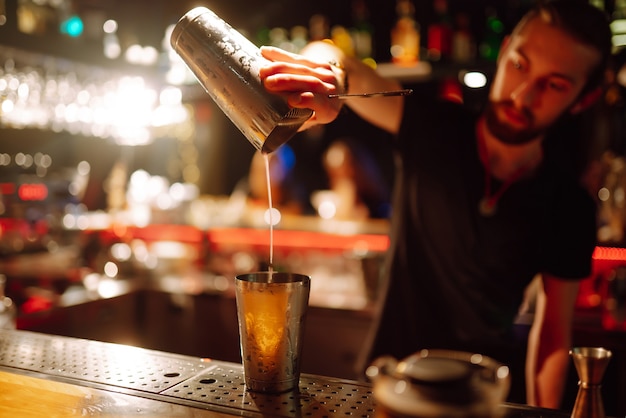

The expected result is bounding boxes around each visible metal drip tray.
[0,330,377,417]
[163,364,375,416]
[0,329,208,393]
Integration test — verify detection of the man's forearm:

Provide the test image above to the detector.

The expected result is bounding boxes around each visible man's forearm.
[526,276,578,409]
[530,342,571,409]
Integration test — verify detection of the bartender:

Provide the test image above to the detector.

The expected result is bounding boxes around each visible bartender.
[258,0,612,410]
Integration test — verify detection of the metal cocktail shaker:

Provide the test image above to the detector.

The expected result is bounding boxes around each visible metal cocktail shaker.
[235,272,310,393]
[170,7,313,153]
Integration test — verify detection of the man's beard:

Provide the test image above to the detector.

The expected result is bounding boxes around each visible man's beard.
[483,100,543,145]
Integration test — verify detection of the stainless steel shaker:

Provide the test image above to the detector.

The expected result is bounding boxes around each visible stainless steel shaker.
[235,272,310,393]
[170,7,313,153]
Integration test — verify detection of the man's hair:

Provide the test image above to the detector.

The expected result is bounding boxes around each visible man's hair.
[514,0,612,95]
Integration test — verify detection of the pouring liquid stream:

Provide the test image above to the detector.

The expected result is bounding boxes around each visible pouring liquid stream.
[263,153,275,274]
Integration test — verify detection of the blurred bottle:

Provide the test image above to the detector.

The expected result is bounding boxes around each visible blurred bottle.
[102,19,121,59]
[614,0,626,17]
[452,12,475,63]
[602,266,626,331]
[612,0,626,45]
[479,7,504,61]
[589,0,605,11]
[0,0,7,27]
[438,76,463,104]
[0,275,16,330]
[291,25,308,53]
[269,27,291,50]
[331,25,355,56]
[427,0,452,62]
[309,14,330,42]
[350,0,374,61]
[390,0,420,65]
[256,25,271,46]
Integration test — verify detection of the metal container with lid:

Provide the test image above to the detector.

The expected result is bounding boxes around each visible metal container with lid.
[366,349,511,417]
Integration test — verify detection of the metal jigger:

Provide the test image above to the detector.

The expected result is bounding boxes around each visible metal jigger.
[570,347,612,418]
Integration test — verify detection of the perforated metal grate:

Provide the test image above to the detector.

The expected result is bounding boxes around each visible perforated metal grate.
[0,330,377,417]
[163,363,376,417]
[0,329,209,393]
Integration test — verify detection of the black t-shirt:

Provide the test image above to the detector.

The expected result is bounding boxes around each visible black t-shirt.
[367,96,596,368]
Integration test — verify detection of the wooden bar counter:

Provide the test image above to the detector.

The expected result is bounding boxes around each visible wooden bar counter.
[0,329,581,417]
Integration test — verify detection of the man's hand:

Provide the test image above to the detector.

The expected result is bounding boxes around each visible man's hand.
[259,46,345,129]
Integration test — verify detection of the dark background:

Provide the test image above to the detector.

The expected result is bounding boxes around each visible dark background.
[0,0,620,207]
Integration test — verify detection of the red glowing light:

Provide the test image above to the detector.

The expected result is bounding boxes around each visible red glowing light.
[18,183,48,201]
[0,183,15,195]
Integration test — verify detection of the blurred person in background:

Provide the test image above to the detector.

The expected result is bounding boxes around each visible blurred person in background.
[321,137,391,220]
[236,144,308,215]
[258,0,612,408]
